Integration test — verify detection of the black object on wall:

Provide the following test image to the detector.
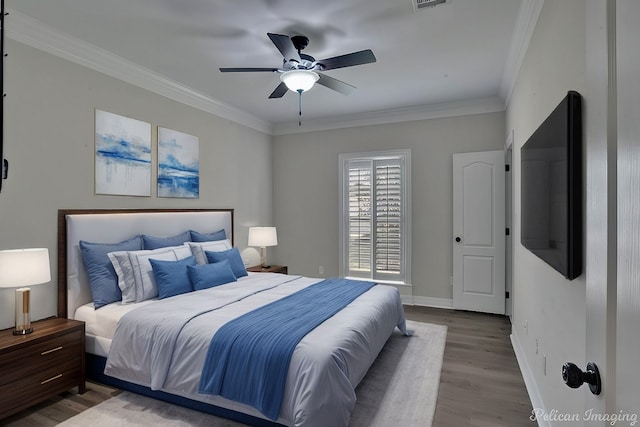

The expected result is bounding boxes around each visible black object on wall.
[520,91,582,280]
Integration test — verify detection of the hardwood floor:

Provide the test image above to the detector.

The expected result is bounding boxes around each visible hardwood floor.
[0,380,120,427]
[403,306,533,426]
[0,306,533,426]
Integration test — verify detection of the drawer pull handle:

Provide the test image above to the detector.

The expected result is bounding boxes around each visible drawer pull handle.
[41,374,63,385]
[41,346,63,356]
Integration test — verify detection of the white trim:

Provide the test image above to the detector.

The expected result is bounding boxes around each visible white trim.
[505,130,514,319]
[511,329,547,427]
[411,295,454,310]
[499,0,545,108]
[273,97,505,135]
[6,9,272,135]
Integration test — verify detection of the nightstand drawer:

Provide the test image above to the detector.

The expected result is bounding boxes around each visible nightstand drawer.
[0,318,85,420]
[0,330,82,387]
[0,358,82,416]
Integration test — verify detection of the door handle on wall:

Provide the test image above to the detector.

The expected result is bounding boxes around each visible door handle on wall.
[562,362,601,395]
[455,237,461,243]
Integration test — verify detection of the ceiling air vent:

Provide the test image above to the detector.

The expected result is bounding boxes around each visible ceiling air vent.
[413,0,449,12]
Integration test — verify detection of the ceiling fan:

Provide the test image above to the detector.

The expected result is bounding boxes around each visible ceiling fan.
[219,33,377,99]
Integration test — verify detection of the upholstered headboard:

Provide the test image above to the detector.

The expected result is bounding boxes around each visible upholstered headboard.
[57,209,234,318]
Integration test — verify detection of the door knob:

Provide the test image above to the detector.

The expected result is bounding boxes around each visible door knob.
[455,237,461,243]
[562,362,601,395]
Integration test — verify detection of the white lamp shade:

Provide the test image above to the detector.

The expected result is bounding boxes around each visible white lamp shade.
[248,227,278,247]
[280,70,319,93]
[0,248,51,288]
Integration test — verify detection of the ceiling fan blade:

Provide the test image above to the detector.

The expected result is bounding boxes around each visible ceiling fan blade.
[317,49,376,71]
[268,82,289,99]
[317,73,356,95]
[219,67,279,73]
[267,33,301,63]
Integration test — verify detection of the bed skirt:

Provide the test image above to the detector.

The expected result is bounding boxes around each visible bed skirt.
[85,353,285,427]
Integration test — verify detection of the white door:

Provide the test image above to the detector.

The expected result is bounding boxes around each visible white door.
[452,150,505,314]
[583,1,640,422]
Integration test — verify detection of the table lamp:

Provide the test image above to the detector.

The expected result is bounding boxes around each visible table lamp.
[0,248,51,335]
[248,227,278,268]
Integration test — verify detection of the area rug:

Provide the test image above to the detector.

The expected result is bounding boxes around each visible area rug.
[58,320,447,427]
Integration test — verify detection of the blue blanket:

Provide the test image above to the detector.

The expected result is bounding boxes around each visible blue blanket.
[198,278,375,420]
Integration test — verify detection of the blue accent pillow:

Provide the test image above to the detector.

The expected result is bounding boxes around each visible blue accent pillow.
[79,236,143,309]
[142,231,191,250]
[205,247,247,278]
[150,256,196,299]
[190,229,226,242]
[187,259,237,290]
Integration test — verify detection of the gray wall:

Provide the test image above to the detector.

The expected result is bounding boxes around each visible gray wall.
[506,0,586,416]
[0,40,273,329]
[272,112,505,302]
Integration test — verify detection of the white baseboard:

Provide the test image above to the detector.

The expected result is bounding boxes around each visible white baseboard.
[510,329,547,427]
[402,295,454,309]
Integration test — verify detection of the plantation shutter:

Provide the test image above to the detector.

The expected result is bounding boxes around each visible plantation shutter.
[347,161,372,278]
[374,160,402,279]
[345,156,406,282]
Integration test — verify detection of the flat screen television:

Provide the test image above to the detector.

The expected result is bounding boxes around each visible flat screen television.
[520,91,582,280]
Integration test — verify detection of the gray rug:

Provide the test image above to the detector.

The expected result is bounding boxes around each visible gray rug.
[58,320,447,427]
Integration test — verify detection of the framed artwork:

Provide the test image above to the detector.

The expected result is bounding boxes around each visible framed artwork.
[94,109,151,196]
[157,127,199,199]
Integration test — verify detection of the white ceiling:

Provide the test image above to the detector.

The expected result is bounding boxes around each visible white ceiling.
[6,0,539,134]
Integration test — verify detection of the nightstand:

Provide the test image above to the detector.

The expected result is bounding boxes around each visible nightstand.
[0,318,86,420]
[247,265,288,274]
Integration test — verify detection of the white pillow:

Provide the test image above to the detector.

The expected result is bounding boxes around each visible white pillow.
[109,244,192,303]
[187,239,232,265]
[108,251,138,303]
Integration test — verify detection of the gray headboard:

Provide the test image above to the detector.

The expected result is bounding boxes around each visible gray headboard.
[57,209,234,318]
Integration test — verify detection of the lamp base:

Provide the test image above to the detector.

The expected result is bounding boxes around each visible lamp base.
[259,247,268,269]
[14,287,33,336]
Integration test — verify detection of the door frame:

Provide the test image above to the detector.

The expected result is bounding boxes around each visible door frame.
[505,132,514,318]
[585,0,617,421]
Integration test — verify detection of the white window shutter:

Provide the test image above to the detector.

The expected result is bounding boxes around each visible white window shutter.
[347,161,372,277]
[374,161,402,278]
[342,153,409,284]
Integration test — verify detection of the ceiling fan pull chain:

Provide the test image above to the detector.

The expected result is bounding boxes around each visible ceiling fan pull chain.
[298,89,303,126]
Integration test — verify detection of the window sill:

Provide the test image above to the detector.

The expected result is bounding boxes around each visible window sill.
[345,276,412,287]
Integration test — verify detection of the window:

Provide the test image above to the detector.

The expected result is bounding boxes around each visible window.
[339,150,411,285]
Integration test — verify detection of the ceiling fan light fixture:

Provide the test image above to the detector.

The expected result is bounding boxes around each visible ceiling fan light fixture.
[280,70,319,93]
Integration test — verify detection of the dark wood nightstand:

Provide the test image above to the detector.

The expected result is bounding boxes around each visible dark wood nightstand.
[247,265,288,274]
[0,317,86,420]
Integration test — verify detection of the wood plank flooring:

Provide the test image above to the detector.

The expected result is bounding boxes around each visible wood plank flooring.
[403,306,533,426]
[0,306,533,426]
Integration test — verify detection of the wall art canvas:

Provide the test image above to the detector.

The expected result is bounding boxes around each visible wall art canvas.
[95,109,151,196]
[157,127,199,198]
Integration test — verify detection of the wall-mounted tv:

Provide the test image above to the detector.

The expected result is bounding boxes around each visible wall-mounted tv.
[521,91,582,280]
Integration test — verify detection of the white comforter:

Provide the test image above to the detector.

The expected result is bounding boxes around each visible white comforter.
[104,273,407,427]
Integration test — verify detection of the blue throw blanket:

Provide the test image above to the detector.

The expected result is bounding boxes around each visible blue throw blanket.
[198,278,375,420]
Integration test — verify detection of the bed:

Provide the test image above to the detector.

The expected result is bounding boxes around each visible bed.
[57,209,407,427]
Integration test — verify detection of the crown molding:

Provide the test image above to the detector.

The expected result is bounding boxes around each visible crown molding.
[499,0,545,107]
[5,9,273,135]
[6,5,537,137]
[272,97,506,135]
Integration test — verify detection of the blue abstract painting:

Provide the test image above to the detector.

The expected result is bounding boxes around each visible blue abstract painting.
[157,127,199,199]
[95,110,151,196]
